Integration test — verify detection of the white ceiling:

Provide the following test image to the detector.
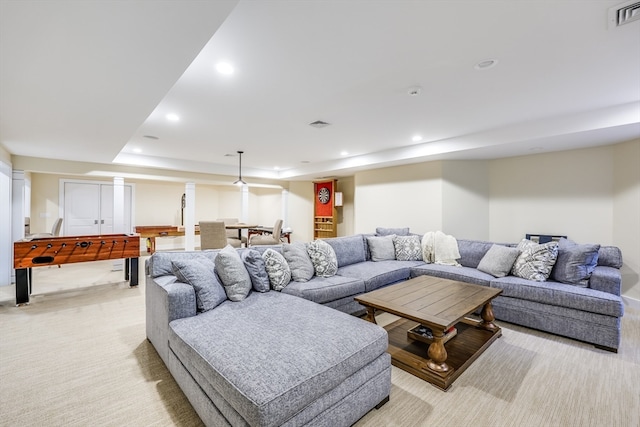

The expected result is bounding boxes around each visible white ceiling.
[1,0,639,182]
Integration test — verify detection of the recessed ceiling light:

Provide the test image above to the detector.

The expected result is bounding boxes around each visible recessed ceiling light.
[340,151,349,156]
[166,113,179,122]
[274,166,280,170]
[474,59,498,70]
[216,62,234,75]
[412,135,422,142]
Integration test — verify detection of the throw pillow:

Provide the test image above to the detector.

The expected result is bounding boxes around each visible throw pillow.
[282,242,315,282]
[393,235,422,261]
[262,248,291,291]
[376,227,410,236]
[511,239,559,282]
[171,257,227,312]
[477,244,521,278]
[306,239,338,277]
[366,235,396,261]
[213,245,252,301]
[241,249,270,292]
[551,238,600,286]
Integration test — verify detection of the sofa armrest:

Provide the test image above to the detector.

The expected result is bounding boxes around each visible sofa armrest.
[145,275,196,365]
[588,266,621,296]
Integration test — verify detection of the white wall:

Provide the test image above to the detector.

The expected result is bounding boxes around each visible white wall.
[0,159,12,286]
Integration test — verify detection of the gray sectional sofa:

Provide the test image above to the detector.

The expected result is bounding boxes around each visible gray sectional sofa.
[145,230,624,425]
[145,248,391,427]
[312,232,624,352]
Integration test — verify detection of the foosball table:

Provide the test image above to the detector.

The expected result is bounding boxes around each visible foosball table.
[13,233,141,305]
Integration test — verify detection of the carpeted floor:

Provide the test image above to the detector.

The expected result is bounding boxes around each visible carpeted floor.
[1,259,638,427]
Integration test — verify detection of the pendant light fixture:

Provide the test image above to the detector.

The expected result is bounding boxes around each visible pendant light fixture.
[233,150,246,185]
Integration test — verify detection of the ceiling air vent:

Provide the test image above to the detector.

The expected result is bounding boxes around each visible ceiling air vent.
[309,120,330,129]
[609,1,640,27]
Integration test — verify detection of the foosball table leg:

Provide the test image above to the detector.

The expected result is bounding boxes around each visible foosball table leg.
[15,268,30,306]
[128,258,139,287]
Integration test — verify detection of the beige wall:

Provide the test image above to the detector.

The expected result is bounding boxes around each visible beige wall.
[287,181,314,243]
[489,146,615,244]
[354,162,444,235]
[613,139,640,302]
[442,161,490,240]
[336,176,354,236]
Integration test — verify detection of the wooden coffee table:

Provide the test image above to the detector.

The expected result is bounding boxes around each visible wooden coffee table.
[355,275,502,390]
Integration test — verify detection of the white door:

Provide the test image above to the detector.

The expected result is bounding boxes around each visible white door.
[100,184,132,234]
[64,182,101,235]
[63,181,133,236]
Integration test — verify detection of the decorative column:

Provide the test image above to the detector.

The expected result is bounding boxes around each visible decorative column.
[184,182,196,251]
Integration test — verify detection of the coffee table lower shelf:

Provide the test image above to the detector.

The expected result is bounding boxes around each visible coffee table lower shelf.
[385,317,501,391]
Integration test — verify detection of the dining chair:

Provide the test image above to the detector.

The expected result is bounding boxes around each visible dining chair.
[217,217,247,247]
[248,219,283,246]
[198,221,229,250]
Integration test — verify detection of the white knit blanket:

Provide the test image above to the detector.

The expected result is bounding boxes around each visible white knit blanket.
[421,231,461,266]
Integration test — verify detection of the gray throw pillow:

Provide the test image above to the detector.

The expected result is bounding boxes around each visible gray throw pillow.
[366,235,396,261]
[551,238,600,286]
[262,248,291,291]
[214,245,252,301]
[477,244,521,278]
[241,249,270,292]
[393,235,422,261]
[306,239,338,277]
[171,257,227,312]
[376,227,410,236]
[511,239,559,282]
[282,242,315,282]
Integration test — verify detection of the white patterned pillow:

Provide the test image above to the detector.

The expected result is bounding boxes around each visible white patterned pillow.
[511,239,559,282]
[262,248,291,291]
[307,239,338,277]
[393,235,422,261]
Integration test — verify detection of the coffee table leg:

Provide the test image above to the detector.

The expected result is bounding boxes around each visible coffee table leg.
[480,302,498,331]
[364,307,377,324]
[426,329,450,373]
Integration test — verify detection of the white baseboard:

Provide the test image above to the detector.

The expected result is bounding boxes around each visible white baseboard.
[622,295,640,310]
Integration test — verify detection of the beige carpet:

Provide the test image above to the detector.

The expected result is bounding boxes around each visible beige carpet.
[1,259,638,427]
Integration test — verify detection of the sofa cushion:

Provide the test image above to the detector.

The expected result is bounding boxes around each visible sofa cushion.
[168,291,388,427]
[171,257,227,312]
[306,239,338,277]
[338,260,422,292]
[477,244,521,278]
[597,246,623,268]
[148,250,217,278]
[376,227,409,236]
[366,235,396,261]
[324,235,367,267]
[262,248,291,291]
[490,276,624,317]
[511,239,559,282]
[241,249,270,292]
[410,264,495,287]
[393,235,422,261]
[551,238,600,286]
[456,240,495,268]
[282,242,315,282]
[281,275,365,304]
[214,245,252,302]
